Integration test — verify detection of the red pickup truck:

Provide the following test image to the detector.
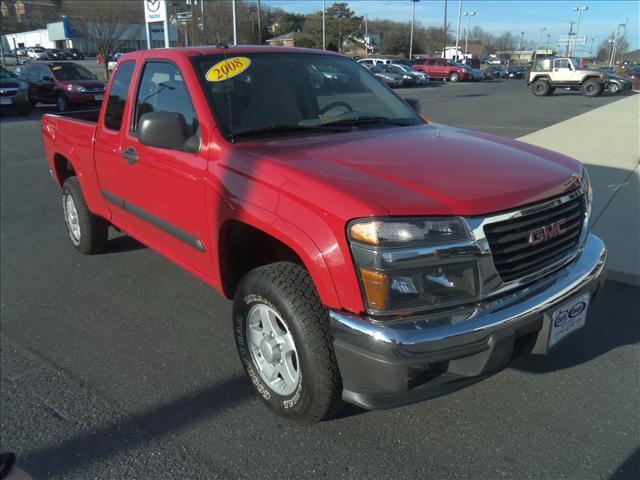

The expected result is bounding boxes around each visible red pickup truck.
[42,46,606,423]
[413,57,470,82]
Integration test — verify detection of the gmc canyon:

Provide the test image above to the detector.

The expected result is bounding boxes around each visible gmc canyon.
[42,46,607,423]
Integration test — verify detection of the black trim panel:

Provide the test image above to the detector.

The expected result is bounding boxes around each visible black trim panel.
[102,190,205,252]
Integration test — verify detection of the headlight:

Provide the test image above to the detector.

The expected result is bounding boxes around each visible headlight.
[581,167,593,220]
[67,84,86,92]
[349,218,477,314]
[349,218,469,247]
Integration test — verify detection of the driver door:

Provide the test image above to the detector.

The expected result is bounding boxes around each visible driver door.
[552,58,572,83]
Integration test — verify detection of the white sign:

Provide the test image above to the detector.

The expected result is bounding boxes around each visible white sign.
[557,35,586,46]
[144,0,167,23]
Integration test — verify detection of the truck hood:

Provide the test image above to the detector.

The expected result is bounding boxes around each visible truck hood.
[235,124,582,217]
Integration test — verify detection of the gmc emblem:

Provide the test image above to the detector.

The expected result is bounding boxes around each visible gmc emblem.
[528,218,569,245]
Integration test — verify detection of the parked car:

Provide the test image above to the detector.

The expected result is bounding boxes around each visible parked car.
[364,64,403,87]
[44,48,68,60]
[389,63,428,85]
[528,57,608,96]
[507,65,526,79]
[382,64,419,86]
[412,58,470,82]
[462,58,481,69]
[20,62,105,111]
[602,73,633,94]
[486,64,508,79]
[26,47,47,60]
[62,48,85,60]
[41,47,605,423]
[0,66,32,115]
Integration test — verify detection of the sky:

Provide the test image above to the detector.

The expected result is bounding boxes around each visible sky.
[262,0,640,51]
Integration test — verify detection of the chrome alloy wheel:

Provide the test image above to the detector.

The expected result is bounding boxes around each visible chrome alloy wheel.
[246,303,300,395]
[63,192,81,244]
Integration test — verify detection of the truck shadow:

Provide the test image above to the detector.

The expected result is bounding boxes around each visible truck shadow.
[608,448,640,480]
[100,233,147,254]
[21,375,253,479]
[510,280,639,374]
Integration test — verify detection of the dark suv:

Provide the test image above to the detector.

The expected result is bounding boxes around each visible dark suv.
[19,62,105,111]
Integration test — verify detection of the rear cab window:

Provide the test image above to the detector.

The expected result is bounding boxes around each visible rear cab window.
[104,61,135,131]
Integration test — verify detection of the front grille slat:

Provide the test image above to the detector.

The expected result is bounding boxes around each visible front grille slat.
[484,193,585,283]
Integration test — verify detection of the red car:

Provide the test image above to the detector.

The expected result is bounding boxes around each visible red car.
[413,57,470,82]
[20,62,105,111]
[41,47,606,423]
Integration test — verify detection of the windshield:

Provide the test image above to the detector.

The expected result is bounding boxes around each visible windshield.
[194,53,420,141]
[50,64,97,81]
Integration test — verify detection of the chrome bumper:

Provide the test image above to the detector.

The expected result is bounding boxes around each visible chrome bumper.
[329,233,607,409]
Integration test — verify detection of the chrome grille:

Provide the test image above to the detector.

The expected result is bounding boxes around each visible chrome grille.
[484,193,585,283]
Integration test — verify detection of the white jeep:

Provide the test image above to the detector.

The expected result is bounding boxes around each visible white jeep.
[528,57,608,97]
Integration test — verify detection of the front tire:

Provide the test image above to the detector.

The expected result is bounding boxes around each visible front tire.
[233,262,343,423]
[606,82,620,94]
[449,72,460,82]
[62,177,108,254]
[582,80,603,97]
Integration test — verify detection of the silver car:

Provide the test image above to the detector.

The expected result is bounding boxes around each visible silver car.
[388,64,428,85]
[365,64,403,87]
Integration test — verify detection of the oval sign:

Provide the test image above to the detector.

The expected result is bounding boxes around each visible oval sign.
[205,57,251,82]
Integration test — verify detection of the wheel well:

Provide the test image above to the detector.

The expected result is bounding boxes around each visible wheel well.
[580,76,600,85]
[219,220,304,298]
[53,153,75,186]
[531,75,550,83]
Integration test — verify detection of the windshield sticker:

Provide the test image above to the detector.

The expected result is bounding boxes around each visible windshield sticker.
[206,57,251,82]
[52,66,62,70]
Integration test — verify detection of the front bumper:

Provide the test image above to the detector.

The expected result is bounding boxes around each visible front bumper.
[330,233,607,410]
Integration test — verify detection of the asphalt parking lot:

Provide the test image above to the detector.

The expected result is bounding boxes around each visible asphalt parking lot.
[1,80,638,479]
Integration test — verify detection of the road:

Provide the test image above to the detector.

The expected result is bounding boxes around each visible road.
[1,80,638,479]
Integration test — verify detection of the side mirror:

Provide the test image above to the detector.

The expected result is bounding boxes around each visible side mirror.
[404,97,421,114]
[139,111,200,153]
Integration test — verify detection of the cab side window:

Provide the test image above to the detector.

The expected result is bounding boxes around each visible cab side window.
[133,62,198,137]
[104,61,135,131]
[427,59,436,66]
[554,59,570,69]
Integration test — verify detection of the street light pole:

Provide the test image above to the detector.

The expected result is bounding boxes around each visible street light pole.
[322,0,326,50]
[409,0,419,59]
[520,31,525,50]
[463,11,475,59]
[454,0,462,61]
[232,0,237,45]
[572,6,588,57]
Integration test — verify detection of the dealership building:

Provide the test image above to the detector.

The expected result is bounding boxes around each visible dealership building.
[2,16,176,54]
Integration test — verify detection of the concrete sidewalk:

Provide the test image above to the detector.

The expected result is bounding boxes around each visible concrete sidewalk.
[518,94,640,285]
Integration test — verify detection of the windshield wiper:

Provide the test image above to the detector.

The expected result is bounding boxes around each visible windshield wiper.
[230,123,349,141]
[321,116,415,128]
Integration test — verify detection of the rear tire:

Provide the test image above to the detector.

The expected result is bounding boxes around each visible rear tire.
[532,79,551,96]
[233,262,344,423]
[62,177,108,254]
[449,72,460,82]
[606,83,620,94]
[581,80,603,97]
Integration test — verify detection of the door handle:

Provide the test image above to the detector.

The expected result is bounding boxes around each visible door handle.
[121,147,139,165]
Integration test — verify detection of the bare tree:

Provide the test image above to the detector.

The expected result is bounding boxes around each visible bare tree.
[62,1,142,79]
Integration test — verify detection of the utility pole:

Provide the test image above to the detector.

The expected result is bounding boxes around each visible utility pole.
[410,0,419,59]
[257,0,262,44]
[519,31,525,50]
[454,0,462,61]
[572,6,588,57]
[463,11,475,59]
[565,21,574,56]
[589,37,594,58]
[322,0,326,50]
[232,0,237,45]
[442,0,447,59]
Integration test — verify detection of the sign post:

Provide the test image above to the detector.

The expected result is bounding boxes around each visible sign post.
[144,0,169,49]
